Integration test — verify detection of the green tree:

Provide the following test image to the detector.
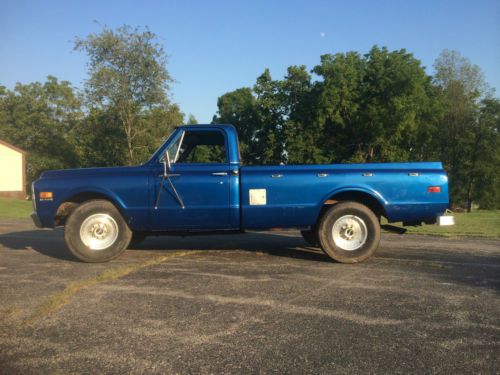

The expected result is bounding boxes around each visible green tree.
[313,46,436,163]
[73,103,183,167]
[281,65,325,164]
[312,51,366,162]
[252,69,286,164]
[213,87,260,163]
[212,46,499,209]
[186,114,198,125]
[468,99,500,209]
[215,46,440,166]
[0,77,82,189]
[137,104,184,162]
[75,25,175,165]
[72,108,127,167]
[432,49,492,209]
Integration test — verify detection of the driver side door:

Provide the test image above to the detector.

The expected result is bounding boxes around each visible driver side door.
[151,128,232,230]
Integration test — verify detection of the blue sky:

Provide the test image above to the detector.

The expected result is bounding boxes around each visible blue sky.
[1,0,499,122]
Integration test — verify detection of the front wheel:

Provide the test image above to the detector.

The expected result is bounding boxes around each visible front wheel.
[318,201,380,263]
[64,200,132,263]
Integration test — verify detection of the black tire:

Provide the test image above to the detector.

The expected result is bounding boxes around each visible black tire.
[128,232,147,249]
[64,199,132,263]
[301,229,320,247]
[318,201,380,264]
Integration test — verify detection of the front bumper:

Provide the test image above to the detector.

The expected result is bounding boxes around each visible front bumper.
[31,211,43,228]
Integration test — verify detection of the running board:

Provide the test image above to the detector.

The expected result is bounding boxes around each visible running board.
[381,224,407,234]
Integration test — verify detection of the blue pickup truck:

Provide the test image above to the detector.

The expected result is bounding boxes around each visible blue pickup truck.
[31,124,452,263]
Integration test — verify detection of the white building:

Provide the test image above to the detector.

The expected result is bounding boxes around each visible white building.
[0,139,27,199]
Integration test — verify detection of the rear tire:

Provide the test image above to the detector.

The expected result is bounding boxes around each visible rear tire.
[64,200,132,263]
[318,201,380,263]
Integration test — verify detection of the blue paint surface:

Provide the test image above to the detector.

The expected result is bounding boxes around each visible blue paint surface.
[32,125,449,230]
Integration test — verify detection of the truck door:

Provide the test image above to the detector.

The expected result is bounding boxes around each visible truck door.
[151,129,232,230]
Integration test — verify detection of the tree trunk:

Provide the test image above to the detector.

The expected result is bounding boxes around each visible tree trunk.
[126,134,134,166]
[466,176,474,213]
[120,105,135,166]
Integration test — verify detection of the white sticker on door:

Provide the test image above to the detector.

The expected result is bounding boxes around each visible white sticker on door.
[249,189,267,205]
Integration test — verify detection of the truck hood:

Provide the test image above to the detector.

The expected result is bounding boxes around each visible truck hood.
[40,165,146,179]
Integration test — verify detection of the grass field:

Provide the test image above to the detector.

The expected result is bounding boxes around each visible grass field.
[0,197,32,218]
[384,210,500,238]
[0,197,498,238]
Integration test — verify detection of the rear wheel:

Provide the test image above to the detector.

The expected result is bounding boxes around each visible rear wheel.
[64,200,132,263]
[318,201,380,263]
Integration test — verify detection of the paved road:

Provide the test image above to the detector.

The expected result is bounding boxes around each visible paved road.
[0,218,499,374]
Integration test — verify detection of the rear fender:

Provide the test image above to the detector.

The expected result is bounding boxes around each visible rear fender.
[315,186,388,222]
[321,186,388,206]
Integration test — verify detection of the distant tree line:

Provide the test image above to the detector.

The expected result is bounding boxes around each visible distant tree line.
[214,47,499,210]
[0,26,498,210]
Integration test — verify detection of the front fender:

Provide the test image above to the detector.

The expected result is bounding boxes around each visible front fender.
[38,186,130,228]
[61,186,129,213]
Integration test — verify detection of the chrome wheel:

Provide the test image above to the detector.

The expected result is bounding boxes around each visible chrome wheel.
[332,215,368,251]
[79,213,119,250]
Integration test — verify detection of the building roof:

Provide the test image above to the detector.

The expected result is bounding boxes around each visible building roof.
[0,139,27,154]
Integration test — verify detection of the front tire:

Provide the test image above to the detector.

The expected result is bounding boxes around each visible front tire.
[64,200,132,263]
[318,201,380,263]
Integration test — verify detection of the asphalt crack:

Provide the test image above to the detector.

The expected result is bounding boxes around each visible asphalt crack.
[22,251,202,326]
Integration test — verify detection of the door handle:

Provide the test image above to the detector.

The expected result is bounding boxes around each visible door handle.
[211,172,228,176]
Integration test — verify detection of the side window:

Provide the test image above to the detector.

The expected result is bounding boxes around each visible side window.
[177,130,227,164]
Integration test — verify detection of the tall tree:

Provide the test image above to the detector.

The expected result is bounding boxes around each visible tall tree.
[466,99,500,210]
[72,108,127,167]
[75,25,175,165]
[313,46,435,163]
[281,65,325,164]
[252,69,286,164]
[433,49,492,209]
[312,51,366,162]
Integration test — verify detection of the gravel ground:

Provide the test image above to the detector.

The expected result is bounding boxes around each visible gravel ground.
[0,218,499,374]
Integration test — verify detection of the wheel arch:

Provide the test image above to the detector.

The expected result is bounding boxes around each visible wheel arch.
[316,187,388,224]
[54,189,128,227]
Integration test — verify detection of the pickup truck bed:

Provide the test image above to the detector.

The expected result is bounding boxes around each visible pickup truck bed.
[241,162,448,228]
